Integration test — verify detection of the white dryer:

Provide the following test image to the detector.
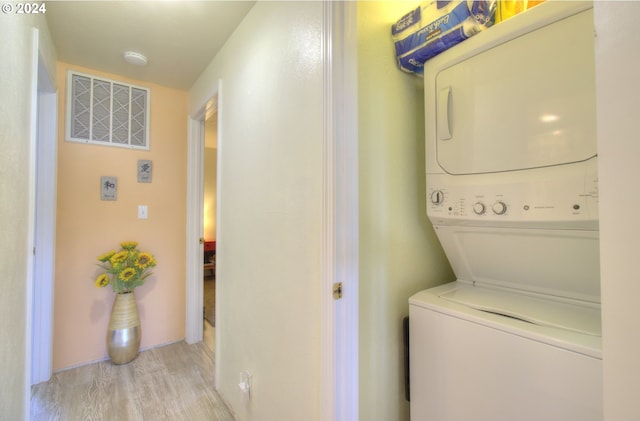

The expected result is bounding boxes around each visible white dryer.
[410,2,602,420]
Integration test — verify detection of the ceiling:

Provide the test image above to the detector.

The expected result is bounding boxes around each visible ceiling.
[46,1,256,91]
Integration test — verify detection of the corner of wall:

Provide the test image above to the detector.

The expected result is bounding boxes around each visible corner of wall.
[357,2,454,421]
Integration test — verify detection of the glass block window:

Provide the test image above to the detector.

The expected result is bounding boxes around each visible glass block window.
[66,71,150,150]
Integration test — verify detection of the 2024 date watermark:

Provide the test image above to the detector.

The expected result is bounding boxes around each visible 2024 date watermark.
[2,2,46,14]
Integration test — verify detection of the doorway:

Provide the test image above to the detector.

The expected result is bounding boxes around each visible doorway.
[185,81,220,352]
[202,110,218,352]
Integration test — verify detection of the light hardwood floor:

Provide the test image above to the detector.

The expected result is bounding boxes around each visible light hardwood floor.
[31,321,233,421]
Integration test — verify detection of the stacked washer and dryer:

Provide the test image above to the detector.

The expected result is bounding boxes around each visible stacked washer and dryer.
[409,2,602,420]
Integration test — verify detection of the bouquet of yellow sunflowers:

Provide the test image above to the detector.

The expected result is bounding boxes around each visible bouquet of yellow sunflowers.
[95,241,157,293]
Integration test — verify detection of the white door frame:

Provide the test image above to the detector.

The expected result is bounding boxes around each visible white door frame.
[29,27,59,385]
[185,85,220,346]
[27,26,59,417]
[320,2,359,420]
[185,111,205,343]
[31,76,58,385]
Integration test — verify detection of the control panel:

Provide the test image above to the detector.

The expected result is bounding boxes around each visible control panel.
[426,166,599,228]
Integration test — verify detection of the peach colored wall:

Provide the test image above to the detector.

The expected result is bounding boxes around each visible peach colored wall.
[53,62,188,370]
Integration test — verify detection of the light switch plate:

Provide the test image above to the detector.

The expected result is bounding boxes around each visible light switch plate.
[138,205,148,219]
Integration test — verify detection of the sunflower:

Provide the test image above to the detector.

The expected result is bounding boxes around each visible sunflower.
[97,250,116,263]
[119,267,137,283]
[95,242,156,293]
[109,251,129,267]
[135,252,156,270]
[94,273,110,288]
[120,241,138,250]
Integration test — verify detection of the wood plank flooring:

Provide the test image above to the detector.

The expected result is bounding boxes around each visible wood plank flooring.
[31,321,233,421]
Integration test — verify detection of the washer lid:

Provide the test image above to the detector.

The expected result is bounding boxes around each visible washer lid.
[440,284,601,336]
[433,225,601,304]
[409,282,602,358]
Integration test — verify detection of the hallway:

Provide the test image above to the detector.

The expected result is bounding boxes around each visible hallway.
[30,322,230,421]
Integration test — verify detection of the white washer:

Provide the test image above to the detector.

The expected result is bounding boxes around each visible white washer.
[410,282,602,421]
[410,2,602,420]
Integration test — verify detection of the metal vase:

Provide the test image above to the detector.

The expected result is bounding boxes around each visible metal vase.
[107,291,141,364]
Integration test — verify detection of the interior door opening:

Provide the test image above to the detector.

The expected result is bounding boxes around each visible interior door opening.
[185,80,221,392]
[202,109,218,352]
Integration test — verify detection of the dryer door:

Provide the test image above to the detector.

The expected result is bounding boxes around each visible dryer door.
[434,8,596,175]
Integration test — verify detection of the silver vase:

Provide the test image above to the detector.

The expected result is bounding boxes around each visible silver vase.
[106,292,141,364]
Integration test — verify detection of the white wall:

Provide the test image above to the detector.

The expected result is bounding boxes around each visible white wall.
[189,2,323,420]
[0,13,57,421]
[357,3,455,421]
[594,2,640,419]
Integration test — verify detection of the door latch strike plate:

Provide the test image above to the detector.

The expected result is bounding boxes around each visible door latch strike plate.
[333,282,343,300]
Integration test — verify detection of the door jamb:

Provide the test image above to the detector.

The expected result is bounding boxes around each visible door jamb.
[27,26,59,418]
[185,82,220,346]
[31,80,58,386]
[321,2,359,420]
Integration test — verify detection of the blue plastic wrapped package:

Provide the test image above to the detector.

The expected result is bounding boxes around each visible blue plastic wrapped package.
[392,0,496,75]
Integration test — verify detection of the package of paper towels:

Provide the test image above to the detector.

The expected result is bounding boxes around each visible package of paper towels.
[392,0,496,75]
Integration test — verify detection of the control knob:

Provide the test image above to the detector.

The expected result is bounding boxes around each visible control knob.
[430,190,444,205]
[472,202,486,215]
[492,201,507,215]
